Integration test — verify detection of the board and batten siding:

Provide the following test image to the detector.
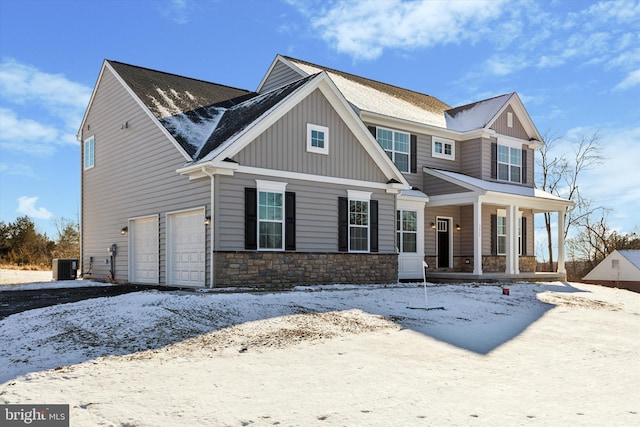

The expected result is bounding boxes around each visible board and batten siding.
[234,89,388,183]
[490,106,529,140]
[260,60,305,93]
[215,173,396,253]
[81,66,210,285]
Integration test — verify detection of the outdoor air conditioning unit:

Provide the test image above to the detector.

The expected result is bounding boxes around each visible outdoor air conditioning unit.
[52,258,78,281]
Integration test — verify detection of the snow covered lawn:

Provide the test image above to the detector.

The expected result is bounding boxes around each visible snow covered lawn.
[1,281,639,426]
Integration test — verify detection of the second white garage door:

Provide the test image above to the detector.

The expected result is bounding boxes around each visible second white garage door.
[167,209,206,287]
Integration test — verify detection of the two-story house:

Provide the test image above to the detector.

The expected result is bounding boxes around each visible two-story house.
[78,55,572,287]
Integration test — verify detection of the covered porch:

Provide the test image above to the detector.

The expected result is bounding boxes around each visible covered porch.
[423,168,573,280]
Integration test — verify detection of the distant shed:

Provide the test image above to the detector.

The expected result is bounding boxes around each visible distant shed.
[583,250,640,293]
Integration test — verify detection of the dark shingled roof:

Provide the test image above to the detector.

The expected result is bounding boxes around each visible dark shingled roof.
[195,74,317,161]
[282,56,451,114]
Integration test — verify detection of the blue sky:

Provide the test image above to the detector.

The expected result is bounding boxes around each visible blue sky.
[1,0,639,256]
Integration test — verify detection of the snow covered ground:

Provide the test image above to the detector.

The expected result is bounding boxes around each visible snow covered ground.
[1,280,639,426]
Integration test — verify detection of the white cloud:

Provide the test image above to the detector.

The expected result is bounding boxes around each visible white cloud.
[0,108,77,155]
[0,59,91,122]
[614,68,640,91]
[160,0,191,24]
[302,0,508,60]
[17,196,53,220]
[0,162,38,179]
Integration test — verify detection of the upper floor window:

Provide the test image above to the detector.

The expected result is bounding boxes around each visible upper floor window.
[84,136,95,170]
[432,136,455,161]
[307,123,328,155]
[376,127,410,173]
[497,144,521,183]
[348,190,371,252]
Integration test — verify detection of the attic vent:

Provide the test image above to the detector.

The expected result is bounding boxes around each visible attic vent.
[507,112,513,128]
[612,259,620,269]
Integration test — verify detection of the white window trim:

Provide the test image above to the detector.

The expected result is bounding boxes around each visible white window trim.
[376,126,411,173]
[256,180,287,251]
[507,111,514,128]
[347,190,371,253]
[397,209,418,253]
[84,135,95,170]
[306,123,329,155]
[497,209,522,256]
[497,143,522,183]
[432,136,455,161]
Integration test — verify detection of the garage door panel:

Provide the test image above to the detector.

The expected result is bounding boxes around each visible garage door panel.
[168,209,205,287]
[130,216,159,284]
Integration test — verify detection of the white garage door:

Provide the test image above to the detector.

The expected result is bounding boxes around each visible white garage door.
[130,216,159,284]
[167,209,206,287]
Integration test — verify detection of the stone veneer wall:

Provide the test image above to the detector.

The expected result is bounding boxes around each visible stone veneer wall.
[214,252,398,287]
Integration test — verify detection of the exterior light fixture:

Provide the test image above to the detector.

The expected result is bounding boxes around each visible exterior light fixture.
[430,222,436,229]
[120,226,128,235]
[204,217,211,225]
[456,224,461,231]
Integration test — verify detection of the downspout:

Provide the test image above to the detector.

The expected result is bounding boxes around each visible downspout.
[201,167,215,288]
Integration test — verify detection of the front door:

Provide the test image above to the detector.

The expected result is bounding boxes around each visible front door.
[437,218,450,268]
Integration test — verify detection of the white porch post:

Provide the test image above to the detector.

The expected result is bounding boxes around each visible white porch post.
[513,205,520,274]
[505,204,514,274]
[557,209,566,274]
[473,200,483,275]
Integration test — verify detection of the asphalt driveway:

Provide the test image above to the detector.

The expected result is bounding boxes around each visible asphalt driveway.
[0,285,179,320]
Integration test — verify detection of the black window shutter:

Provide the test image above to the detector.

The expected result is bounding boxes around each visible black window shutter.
[245,188,257,250]
[338,197,348,252]
[410,134,417,173]
[370,200,379,252]
[521,216,527,256]
[367,126,377,138]
[490,214,497,255]
[522,149,528,184]
[491,142,497,179]
[285,191,296,250]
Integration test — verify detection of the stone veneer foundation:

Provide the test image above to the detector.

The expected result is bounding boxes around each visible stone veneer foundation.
[424,256,537,273]
[214,252,398,287]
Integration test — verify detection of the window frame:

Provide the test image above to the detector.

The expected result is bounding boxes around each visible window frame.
[497,209,522,256]
[256,180,287,251]
[432,136,455,161]
[347,190,371,253]
[376,127,411,173]
[396,209,418,253]
[83,135,95,170]
[497,143,522,183]
[306,123,329,155]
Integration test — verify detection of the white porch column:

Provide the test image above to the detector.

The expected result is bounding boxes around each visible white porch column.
[557,209,566,274]
[473,200,483,275]
[513,205,520,274]
[505,204,514,274]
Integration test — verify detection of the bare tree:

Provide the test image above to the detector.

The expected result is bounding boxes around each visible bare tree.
[536,130,603,270]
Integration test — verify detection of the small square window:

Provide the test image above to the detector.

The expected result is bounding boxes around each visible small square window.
[307,123,329,155]
[432,136,455,160]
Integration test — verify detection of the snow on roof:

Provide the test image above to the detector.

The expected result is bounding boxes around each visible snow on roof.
[619,250,640,270]
[426,168,571,203]
[445,94,511,132]
[289,60,448,128]
[151,88,226,158]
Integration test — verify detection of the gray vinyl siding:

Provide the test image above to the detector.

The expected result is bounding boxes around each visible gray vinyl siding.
[490,106,529,140]
[80,66,210,285]
[481,137,496,181]
[216,173,396,253]
[235,89,388,183]
[423,174,469,196]
[460,137,483,179]
[260,61,306,93]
